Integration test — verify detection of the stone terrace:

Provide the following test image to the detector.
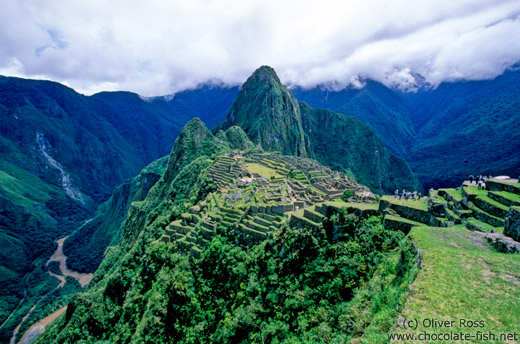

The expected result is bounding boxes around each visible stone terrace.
[380,178,520,253]
[160,152,377,257]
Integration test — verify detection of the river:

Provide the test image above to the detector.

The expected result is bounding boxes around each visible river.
[10,236,93,344]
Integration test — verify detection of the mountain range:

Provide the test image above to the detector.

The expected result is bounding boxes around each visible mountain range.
[293,67,520,188]
[0,64,519,343]
[31,106,419,344]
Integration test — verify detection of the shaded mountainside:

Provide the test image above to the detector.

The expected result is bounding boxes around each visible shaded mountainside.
[0,76,235,340]
[292,81,416,157]
[217,66,421,194]
[292,67,520,189]
[299,104,418,194]
[63,157,168,273]
[34,118,419,344]
[402,69,520,189]
[0,76,237,204]
[216,66,311,157]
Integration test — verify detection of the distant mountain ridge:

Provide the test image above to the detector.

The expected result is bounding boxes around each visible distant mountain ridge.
[1,66,519,341]
[292,67,520,188]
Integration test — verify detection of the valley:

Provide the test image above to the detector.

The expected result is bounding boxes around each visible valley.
[292,67,520,190]
[9,235,91,344]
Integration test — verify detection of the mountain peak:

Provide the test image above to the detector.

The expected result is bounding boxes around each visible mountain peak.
[218,66,310,157]
[164,117,216,181]
[249,65,280,83]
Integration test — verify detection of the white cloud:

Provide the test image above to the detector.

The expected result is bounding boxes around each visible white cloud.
[1,0,519,95]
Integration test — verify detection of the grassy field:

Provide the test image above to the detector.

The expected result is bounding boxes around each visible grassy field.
[492,191,520,203]
[395,225,520,343]
[324,200,379,211]
[381,195,429,211]
[440,188,463,202]
[245,163,282,179]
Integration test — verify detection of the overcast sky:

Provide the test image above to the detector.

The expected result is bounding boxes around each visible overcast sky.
[1,0,519,96]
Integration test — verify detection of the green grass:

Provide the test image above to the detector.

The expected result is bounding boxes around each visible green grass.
[465,186,510,211]
[245,163,282,179]
[290,208,321,227]
[324,200,378,211]
[396,226,520,343]
[464,217,496,233]
[385,214,423,226]
[381,195,429,211]
[0,159,60,209]
[491,190,520,203]
[309,186,326,195]
[440,188,463,202]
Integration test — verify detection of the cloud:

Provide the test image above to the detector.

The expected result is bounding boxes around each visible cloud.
[0,0,519,95]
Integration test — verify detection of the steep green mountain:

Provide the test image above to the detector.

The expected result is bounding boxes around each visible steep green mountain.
[217,66,421,194]
[30,106,520,344]
[216,66,311,157]
[63,157,168,273]
[292,81,416,156]
[34,118,418,344]
[299,104,419,194]
[0,76,236,341]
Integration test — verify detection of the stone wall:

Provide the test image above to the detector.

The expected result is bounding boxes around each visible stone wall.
[383,216,415,234]
[488,191,520,207]
[379,200,436,225]
[504,206,520,241]
[486,180,520,195]
[473,197,508,218]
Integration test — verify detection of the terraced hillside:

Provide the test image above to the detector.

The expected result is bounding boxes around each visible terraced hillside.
[160,152,379,256]
[379,177,520,342]
[32,112,520,343]
[380,177,520,253]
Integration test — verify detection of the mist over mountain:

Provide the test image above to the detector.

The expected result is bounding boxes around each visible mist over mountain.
[1,64,519,343]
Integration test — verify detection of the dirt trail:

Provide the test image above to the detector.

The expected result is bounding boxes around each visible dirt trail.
[11,236,93,344]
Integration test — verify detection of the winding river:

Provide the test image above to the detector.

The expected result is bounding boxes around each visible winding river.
[10,236,93,344]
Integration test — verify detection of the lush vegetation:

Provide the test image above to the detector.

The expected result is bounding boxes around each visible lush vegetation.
[14,276,82,344]
[33,117,420,343]
[0,157,88,339]
[4,65,520,343]
[0,256,59,342]
[292,81,416,157]
[36,212,418,344]
[0,76,236,338]
[63,157,168,273]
